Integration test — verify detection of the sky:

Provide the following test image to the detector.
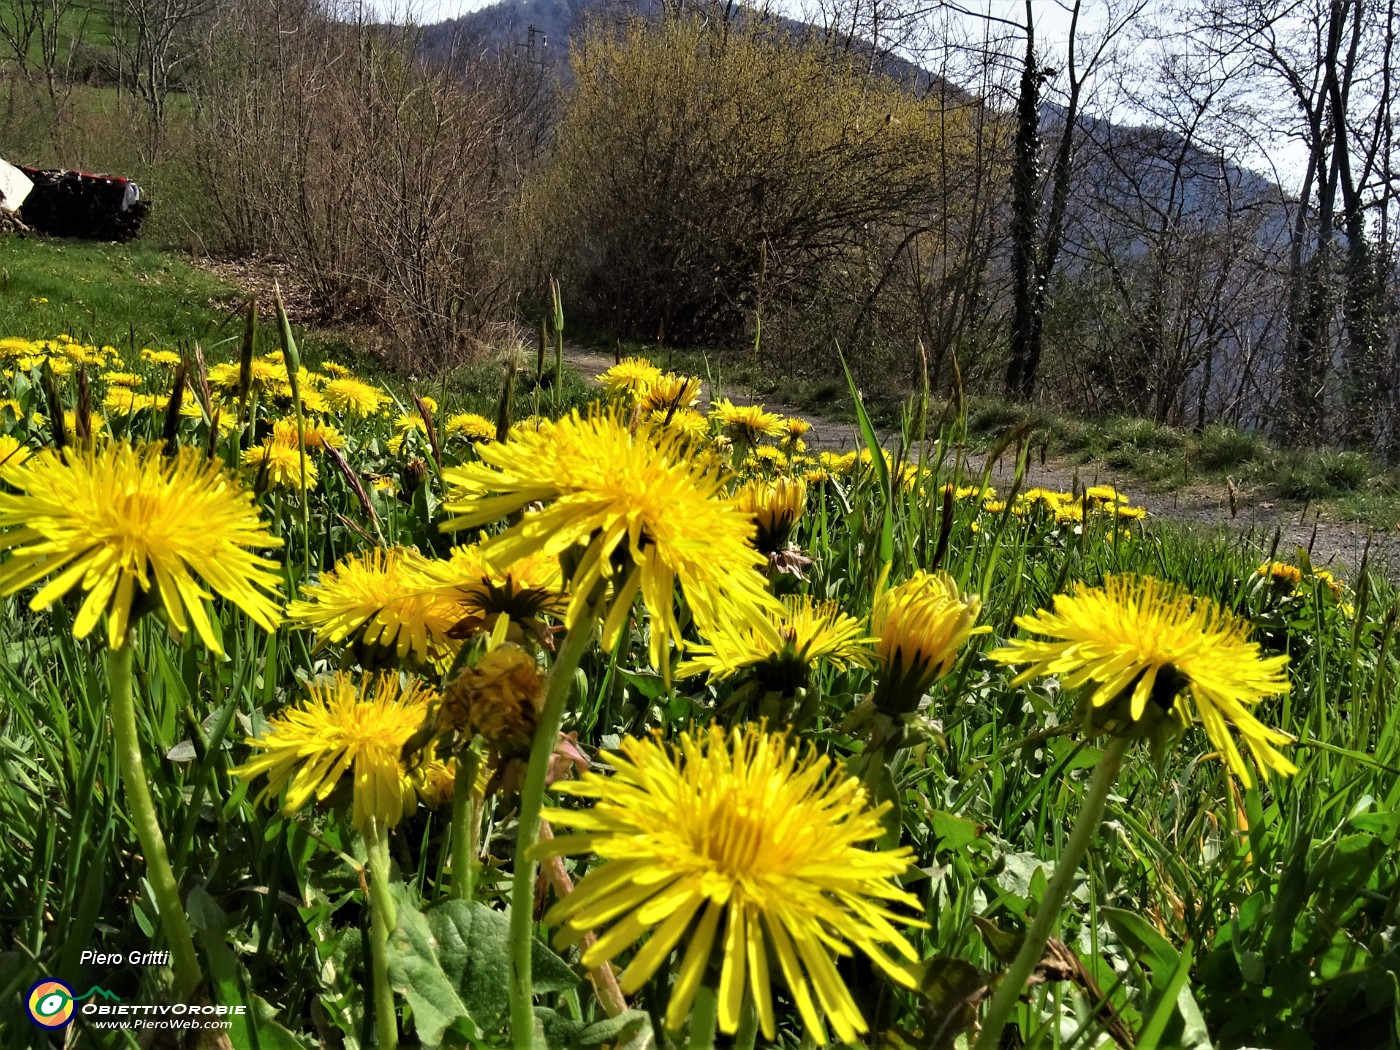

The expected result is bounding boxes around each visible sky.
[362,0,490,19]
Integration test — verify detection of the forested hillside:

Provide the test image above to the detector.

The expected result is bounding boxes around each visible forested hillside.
[1,0,1396,450]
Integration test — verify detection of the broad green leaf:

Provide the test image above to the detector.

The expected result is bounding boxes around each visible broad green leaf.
[386,888,579,1047]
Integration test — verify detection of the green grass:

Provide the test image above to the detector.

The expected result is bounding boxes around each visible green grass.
[0,0,119,72]
[0,236,239,352]
[0,337,1397,1047]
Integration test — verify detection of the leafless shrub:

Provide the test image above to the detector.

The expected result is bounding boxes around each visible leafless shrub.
[189,0,545,372]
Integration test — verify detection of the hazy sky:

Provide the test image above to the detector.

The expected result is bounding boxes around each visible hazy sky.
[363,0,491,19]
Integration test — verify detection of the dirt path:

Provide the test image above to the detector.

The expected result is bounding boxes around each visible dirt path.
[564,344,1400,581]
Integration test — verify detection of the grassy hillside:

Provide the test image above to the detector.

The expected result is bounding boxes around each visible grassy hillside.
[0,236,238,351]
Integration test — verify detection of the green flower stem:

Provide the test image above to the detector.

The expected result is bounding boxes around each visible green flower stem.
[275,290,312,575]
[106,641,202,996]
[365,819,399,1050]
[450,749,481,901]
[972,734,1131,1050]
[685,982,721,1050]
[508,607,598,1050]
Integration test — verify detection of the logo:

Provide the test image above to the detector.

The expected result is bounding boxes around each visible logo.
[26,980,75,1028]
[26,981,121,1028]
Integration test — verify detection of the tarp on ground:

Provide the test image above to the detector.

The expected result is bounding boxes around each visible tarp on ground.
[0,159,32,213]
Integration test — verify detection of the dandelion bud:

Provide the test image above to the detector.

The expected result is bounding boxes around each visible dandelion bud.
[439,644,545,757]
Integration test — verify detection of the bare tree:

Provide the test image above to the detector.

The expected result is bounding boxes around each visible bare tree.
[190,0,543,369]
[1197,0,1399,450]
[998,0,1148,401]
[0,0,89,145]
[1043,7,1293,427]
[108,0,216,158]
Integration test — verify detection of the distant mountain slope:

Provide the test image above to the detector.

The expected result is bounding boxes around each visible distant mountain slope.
[417,0,953,95]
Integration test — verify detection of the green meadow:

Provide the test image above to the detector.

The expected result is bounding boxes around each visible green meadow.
[0,235,1395,1050]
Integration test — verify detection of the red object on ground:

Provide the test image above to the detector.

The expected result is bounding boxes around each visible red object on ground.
[16,165,150,241]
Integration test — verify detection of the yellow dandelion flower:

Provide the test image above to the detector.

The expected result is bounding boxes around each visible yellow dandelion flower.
[1311,569,1344,598]
[439,409,779,672]
[413,755,466,809]
[421,542,567,639]
[320,360,354,377]
[711,398,785,443]
[242,441,318,491]
[982,499,1007,514]
[942,483,994,501]
[0,443,283,652]
[63,342,106,365]
[533,723,924,1045]
[101,371,142,388]
[446,412,497,443]
[0,337,36,358]
[871,570,988,715]
[747,445,788,468]
[298,386,329,414]
[271,417,345,451]
[1256,561,1302,587]
[646,406,709,442]
[0,434,32,478]
[1085,484,1130,504]
[246,356,291,395]
[141,348,182,367]
[385,412,427,456]
[988,575,1295,785]
[324,377,390,417]
[1113,504,1147,520]
[205,362,241,391]
[288,547,466,668]
[825,449,877,477]
[734,475,806,554]
[677,594,874,692]
[234,671,436,833]
[507,416,556,441]
[598,357,662,399]
[782,417,813,441]
[636,373,702,414]
[179,399,236,434]
[1019,487,1067,510]
[103,388,163,415]
[63,410,108,440]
